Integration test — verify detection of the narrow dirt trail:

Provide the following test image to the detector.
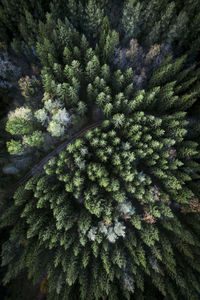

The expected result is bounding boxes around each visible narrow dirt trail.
[9,121,102,197]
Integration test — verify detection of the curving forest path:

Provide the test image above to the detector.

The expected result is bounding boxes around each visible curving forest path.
[10,121,103,197]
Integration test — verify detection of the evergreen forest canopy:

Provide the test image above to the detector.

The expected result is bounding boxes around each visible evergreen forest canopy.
[0,0,200,299]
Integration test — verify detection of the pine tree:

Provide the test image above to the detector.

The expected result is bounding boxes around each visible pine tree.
[122,0,144,40]
[96,16,119,64]
[84,0,105,38]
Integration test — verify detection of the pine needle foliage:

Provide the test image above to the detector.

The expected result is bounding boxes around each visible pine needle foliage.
[1,4,200,300]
